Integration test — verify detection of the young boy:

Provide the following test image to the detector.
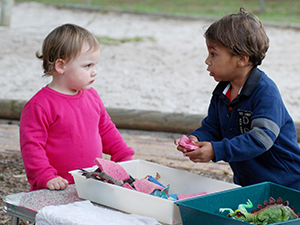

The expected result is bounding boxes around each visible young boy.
[20,24,135,191]
[175,8,300,190]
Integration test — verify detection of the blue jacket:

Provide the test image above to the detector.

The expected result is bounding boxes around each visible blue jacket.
[190,67,300,190]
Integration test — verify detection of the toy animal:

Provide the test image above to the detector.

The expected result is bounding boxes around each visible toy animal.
[219,197,300,225]
[77,168,125,186]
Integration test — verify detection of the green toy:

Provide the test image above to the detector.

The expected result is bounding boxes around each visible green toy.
[219,197,299,225]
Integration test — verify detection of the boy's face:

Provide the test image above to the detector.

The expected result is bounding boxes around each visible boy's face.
[205,39,240,82]
[60,43,101,95]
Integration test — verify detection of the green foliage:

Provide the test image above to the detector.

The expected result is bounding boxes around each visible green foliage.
[15,0,300,24]
[95,36,156,46]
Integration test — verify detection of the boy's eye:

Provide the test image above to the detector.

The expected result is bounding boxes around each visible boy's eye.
[85,64,91,68]
[211,52,216,57]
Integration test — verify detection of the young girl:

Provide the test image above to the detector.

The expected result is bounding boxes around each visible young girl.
[175,8,300,190]
[20,24,135,191]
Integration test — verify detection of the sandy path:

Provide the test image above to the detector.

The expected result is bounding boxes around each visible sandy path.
[1,2,300,121]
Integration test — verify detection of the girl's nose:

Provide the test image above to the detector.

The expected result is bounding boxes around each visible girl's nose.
[91,67,97,77]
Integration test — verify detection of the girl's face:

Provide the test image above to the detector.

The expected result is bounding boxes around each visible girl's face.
[60,43,101,95]
[205,39,240,82]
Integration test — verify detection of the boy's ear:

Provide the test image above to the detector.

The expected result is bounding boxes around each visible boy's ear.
[54,59,66,74]
[237,55,250,67]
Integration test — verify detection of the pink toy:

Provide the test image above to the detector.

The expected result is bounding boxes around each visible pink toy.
[94,158,130,181]
[132,178,164,194]
[177,192,207,200]
[122,182,134,190]
[179,135,200,151]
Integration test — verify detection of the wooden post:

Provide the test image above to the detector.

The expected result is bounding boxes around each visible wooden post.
[260,0,264,14]
[1,0,14,26]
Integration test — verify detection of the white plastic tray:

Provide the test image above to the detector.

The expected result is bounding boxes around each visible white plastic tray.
[70,159,239,224]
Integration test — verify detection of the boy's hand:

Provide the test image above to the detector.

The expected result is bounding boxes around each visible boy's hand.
[184,141,215,163]
[174,135,198,153]
[47,177,69,190]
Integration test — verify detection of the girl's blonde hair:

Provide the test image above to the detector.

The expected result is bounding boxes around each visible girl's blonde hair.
[36,24,100,76]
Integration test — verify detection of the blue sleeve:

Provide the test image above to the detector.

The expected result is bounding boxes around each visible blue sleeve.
[189,96,223,141]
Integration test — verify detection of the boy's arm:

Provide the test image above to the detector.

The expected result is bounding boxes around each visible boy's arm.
[189,96,223,142]
[184,141,215,163]
[213,92,284,163]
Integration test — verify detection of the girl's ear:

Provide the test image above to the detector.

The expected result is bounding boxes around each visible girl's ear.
[54,59,66,74]
[237,55,250,67]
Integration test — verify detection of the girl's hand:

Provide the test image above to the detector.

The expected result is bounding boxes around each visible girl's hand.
[184,141,215,163]
[174,135,198,153]
[47,176,69,190]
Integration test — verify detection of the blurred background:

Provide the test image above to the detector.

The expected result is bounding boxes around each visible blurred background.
[13,0,300,24]
[1,0,300,122]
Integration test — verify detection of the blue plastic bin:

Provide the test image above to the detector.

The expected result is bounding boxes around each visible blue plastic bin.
[176,182,300,225]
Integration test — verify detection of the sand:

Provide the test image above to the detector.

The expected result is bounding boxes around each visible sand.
[1,2,300,121]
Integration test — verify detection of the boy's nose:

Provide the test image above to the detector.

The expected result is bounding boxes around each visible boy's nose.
[205,56,211,65]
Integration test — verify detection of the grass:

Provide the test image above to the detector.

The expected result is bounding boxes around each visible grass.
[15,0,300,24]
[95,36,156,46]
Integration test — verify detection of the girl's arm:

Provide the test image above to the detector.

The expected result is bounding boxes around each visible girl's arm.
[97,100,134,162]
[20,102,59,190]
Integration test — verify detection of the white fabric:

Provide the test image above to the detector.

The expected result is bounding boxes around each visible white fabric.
[35,200,162,225]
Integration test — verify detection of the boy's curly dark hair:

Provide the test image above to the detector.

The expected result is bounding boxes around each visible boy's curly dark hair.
[204,8,269,66]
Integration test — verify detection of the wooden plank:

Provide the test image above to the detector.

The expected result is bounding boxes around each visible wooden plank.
[1,99,300,142]
[0,99,202,134]
[107,108,202,134]
[0,99,25,120]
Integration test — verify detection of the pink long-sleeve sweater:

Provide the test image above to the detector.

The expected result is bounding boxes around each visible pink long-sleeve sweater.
[20,86,134,191]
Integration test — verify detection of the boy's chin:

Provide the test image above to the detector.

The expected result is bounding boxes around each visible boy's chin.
[213,77,220,82]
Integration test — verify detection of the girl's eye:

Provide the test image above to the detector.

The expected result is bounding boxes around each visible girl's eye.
[85,64,91,68]
[211,52,216,57]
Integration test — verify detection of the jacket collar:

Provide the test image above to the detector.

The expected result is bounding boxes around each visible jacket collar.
[212,66,263,98]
